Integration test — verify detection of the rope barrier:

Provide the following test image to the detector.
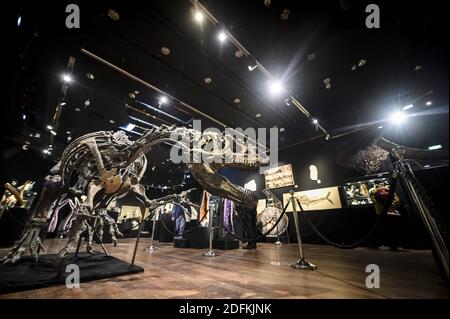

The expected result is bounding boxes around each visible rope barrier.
[299,172,399,249]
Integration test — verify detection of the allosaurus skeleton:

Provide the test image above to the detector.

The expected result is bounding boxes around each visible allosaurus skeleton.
[1,125,268,263]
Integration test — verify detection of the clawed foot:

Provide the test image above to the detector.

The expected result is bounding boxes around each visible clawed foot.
[1,218,46,264]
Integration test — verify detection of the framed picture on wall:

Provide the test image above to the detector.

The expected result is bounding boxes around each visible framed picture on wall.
[342,174,390,207]
[282,186,342,212]
[264,164,295,189]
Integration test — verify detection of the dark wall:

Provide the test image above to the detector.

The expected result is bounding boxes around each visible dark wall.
[0,140,53,191]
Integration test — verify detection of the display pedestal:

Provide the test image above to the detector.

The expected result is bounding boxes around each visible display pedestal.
[185,227,209,249]
[213,239,239,250]
[173,238,189,248]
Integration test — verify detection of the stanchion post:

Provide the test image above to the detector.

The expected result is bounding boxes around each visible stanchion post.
[290,190,317,270]
[147,210,159,252]
[203,206,216,257]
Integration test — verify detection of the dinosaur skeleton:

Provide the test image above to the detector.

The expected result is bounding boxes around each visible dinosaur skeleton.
[2,125,267,263]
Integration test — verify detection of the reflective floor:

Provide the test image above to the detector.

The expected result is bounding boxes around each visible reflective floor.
[0,239,448,299]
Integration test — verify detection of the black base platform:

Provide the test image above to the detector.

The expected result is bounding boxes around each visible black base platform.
[0,252,144,294]
[213,239,240,250]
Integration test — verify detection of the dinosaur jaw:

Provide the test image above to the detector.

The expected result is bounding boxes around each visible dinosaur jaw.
[190,163,257,208]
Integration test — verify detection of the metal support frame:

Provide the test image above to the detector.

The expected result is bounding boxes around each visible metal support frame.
[289,191,317,270]
[203,206,216,257]
[147,210,159,252]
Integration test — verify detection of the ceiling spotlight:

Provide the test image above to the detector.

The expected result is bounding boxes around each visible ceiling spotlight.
[378,125,383,129]
[425,101,432,106]
[235,50,244,58]
[312,118,318,124]
[50,130,57,136]
[325,134,330,140]
[414,65,423,71]
[248,65,258,71]
[204,77,212,84]
[108,9,120,21]
[161,47,171,56]
[358,59,367,67]
[60,102,66,106]
[159,96,168,105]
[194,11,204,23]
[218,31,227,42]
[84,99,91,107]
[22,144,29,151]
[402,104,413,110]
[17,15,22,27]
[62,74,72,82]
[280,9,291,21]
[255,113,262,118]
[233,98,240,104]
[268,80,284,96]
[129,93,136,99]
[86,73,95,80]
[428,144,442,150]
[46,125,53,130]
[109,119,115,124]
[22,114,27,120]
[390,111,407,125]
[323,78,331,90]
[280,128,285,132]
[307,52,316,61]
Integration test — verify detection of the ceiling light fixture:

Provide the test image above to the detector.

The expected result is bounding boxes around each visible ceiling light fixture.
[108,9,120,21]
[425,101,432,106]
[390,111,407,125]
[428,144,442,150]
[62,74,72,83]
[159,96,168,106]
[248,65,258,71]
[46,125,53,130]
[378,125,383,129]
[235,50,244,58]
[50,130,57,136]
[204,77,212,84]
[268,80,284,96]
[86,73,95,80]
[17,15,22,27]
[194,10,204,23]
[161,47,171,56]
[312,118,318,124]
[218,31,227,42]
[402,104,413,110]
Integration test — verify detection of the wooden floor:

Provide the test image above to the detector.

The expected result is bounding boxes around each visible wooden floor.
[0,238,448,299]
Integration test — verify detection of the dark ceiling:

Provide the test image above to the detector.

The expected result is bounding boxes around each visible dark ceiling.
[4,0,449,187]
